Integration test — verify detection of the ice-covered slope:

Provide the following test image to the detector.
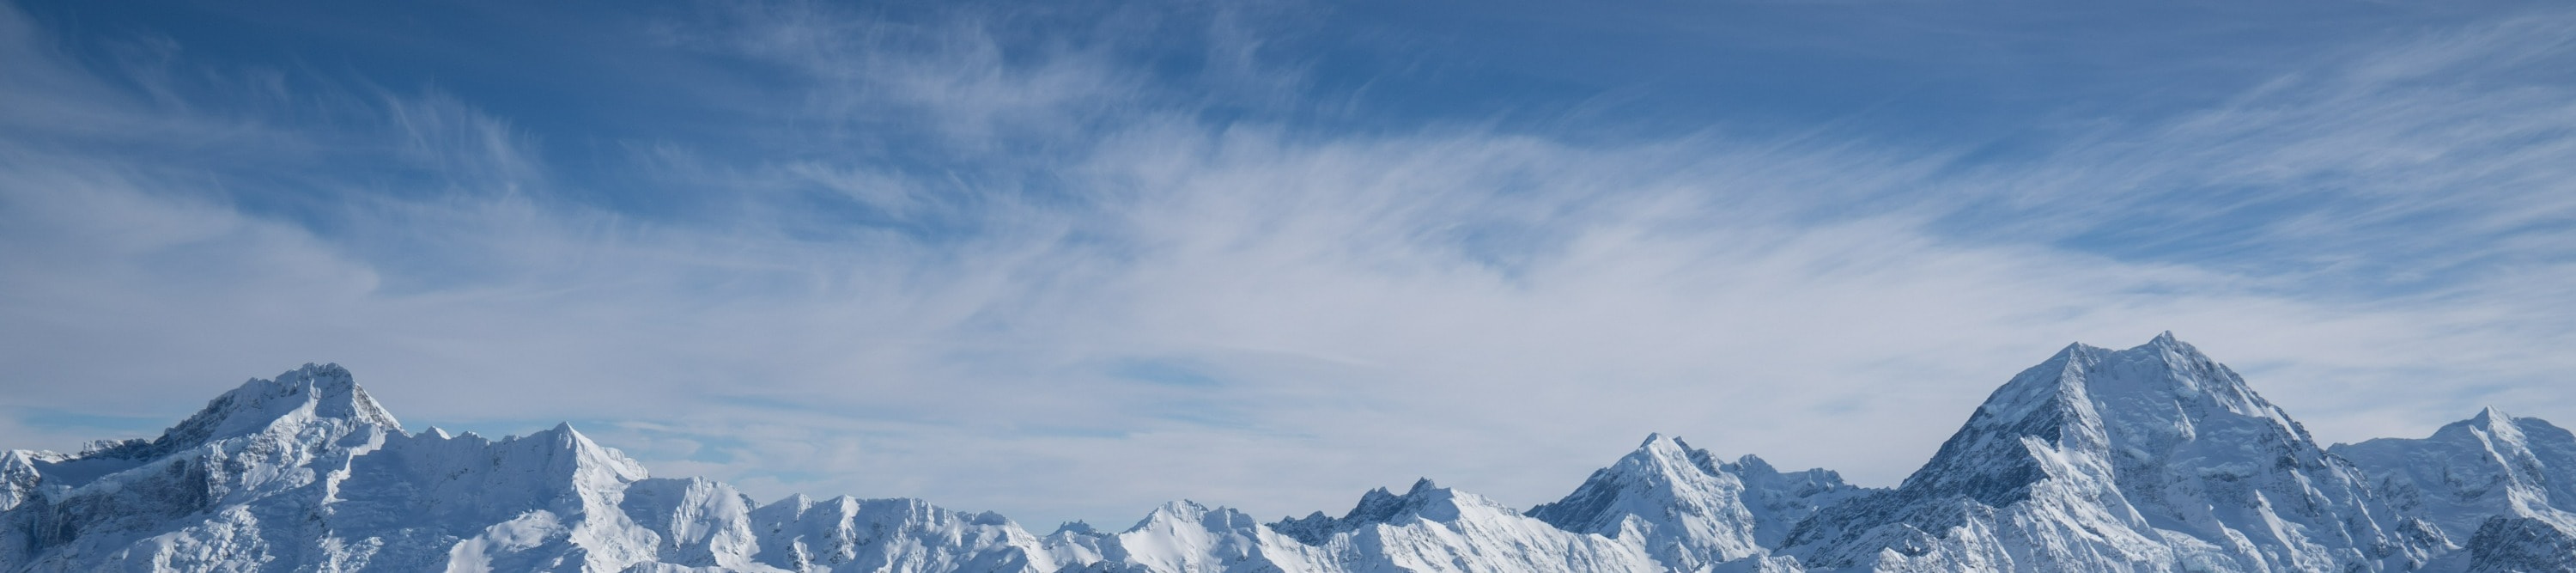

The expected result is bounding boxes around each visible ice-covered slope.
[743,494,1049,572]
[1525,434,1866,571]
[1718,454,1872,551]
[0,366,1658,573]
[2,364,410,570]
[0,363,708,571]
[2334,409,2576,573]
[1779,333,2434,572]
[1057,479,1666,573]
[1528,434,1766,570]
[0,365,1051,573]
[5,334,2572,572]
[1276,479,1662,573]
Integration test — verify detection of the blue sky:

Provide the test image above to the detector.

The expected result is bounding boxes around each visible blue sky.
[3,0,2573,529]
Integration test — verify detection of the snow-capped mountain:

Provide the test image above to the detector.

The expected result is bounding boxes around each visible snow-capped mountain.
[1524,434,1856,572]
[4,334,2571,572]
[1777,332,2436,571]
[2334,409,2576,573]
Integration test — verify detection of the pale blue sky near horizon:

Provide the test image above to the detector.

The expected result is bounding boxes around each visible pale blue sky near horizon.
[3,0,2573,529]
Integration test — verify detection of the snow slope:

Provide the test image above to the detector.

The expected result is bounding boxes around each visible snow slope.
[1526,434,1861,572]
[2335,409,2576,573]
[1776,333,2434,572]
[4,334,2571,572]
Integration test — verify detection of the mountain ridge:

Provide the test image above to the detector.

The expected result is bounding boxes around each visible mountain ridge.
[4,336,2569,572]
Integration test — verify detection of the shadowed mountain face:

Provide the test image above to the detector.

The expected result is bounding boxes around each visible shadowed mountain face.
[3,336,2568,572]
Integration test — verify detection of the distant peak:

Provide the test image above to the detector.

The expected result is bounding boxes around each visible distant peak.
[1407,477,1441,494]
[530,422,622,457]
[2472,406,2512,425]
[269,363,401,427]
[1128,500,1228,533]
[2446,407,2533,445]
[2024,333,2249,401]
[1931,332,2297,495]
[77,438,145,456]
[1051,521,1099,536]
[1354,479,1453,520]
[2138,331,2209,357]
[1630,432,1696,460]
[94,363,403,460]
[1730,454,1777,474]
[1352,486,1399,508]
[2040,332,2206,364]
[1275,476,1481,544]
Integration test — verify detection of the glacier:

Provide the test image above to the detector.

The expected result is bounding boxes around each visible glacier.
[3,333,2571,572]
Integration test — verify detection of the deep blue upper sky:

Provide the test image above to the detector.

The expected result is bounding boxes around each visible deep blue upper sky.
[3,0,2572,527]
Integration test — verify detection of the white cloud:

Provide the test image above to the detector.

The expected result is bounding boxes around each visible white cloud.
[1,0,2572,531]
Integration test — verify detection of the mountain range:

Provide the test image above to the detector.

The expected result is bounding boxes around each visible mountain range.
[4,333,2571,572]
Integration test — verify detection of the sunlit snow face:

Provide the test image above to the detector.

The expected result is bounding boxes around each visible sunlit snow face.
[3,0,2574,529]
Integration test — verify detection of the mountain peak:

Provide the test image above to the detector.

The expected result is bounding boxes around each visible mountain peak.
[1052,521,1101,536]
[1527,433,1769,567]
[1967,334,2284,439]
[1145,499,1215,521]
[2471,406,2512,427]
[9,351,2556,571]
[89,363,401,460]
[1906,333,2302,486]
[2052,340,2105,357]
[1726,454,1775,475]
[1786,332,2409,570]
[1406,477,1439,495]
[2421,406,2543,455]
[1273,478,1487,545]
[2332,408,2576,554]
[1352,478,1447,520]
[2140,331,2221,363]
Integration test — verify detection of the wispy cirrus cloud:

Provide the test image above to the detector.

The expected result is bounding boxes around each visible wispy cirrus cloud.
[1,0,2571,529]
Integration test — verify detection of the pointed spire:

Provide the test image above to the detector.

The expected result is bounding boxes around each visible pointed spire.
[538,421,590,449]
[1052,521,1099,536]
[2471,406,2512,426]
[2137,331,2216,363]
[1638,432,1668,448]
[97,363,405,460]
[2460,407,2531,447]
[1729,454,1777,474]
[1631,432,1697,462]
[1407,477,1439,494]
[279,363,403,430]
